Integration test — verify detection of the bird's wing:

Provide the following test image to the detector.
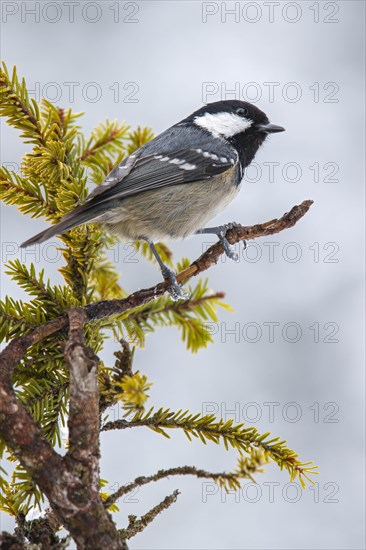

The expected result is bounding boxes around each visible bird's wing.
[85,154,140,201]
[83,147,238,208]
[56,125,239,228]
[21,132,239,246]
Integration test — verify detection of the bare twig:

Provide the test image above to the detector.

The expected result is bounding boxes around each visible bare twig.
[105,466,243,508]
[119,490,179,542]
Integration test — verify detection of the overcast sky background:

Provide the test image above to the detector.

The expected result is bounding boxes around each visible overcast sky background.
[0,1,365,549]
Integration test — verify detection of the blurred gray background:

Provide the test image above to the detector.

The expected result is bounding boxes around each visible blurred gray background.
[0,1,365,548]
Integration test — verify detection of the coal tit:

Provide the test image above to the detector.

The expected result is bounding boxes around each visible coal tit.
[22,100,285,300]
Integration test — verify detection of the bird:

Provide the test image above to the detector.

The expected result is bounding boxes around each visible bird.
[21,100,285,300]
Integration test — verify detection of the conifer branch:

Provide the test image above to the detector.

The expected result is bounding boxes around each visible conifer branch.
[126,126,154,155]
[104,461,265,508]
[117,285,227,351]
[0,328,66,501]
[0,62,317,545]
[80,120,129,162]
[0,310,125,548]
[0,62,45,145]
[101,408,317,488]
[127,290,225,322]
[0,166,56,218]
[0,200,313,349]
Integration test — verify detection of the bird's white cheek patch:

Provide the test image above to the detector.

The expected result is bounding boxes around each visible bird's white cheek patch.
[194,112,252,138]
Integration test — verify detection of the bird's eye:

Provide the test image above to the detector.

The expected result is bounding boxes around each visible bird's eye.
[236,107,248,116]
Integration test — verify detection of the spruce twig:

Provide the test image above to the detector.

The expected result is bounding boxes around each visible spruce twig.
[119,490,179,542]
[104,460,266,508]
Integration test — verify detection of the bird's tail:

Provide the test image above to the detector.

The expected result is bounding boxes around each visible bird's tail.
[20,203,104,248]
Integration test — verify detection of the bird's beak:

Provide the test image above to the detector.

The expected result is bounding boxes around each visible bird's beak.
[257,123,285,133]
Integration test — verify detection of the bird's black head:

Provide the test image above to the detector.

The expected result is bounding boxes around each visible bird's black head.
[186,100,285,168]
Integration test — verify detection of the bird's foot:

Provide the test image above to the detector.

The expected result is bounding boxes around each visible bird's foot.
[216,222,241,262]
[161,265,190,301]
[196,222,245,261]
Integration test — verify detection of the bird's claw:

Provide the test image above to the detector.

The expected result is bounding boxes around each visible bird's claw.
[161,266,190,301]
[218,223,240,262]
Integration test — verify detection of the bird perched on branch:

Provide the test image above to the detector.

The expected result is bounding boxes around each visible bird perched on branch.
[22,100,285,300]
